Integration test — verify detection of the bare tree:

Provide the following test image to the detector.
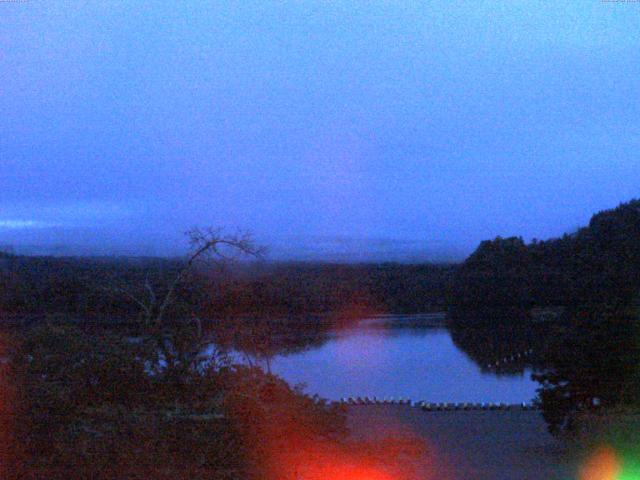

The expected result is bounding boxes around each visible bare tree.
[111,228,264,383]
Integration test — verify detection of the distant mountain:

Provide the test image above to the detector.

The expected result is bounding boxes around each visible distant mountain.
[262,236,467,263]
[1,237,467,263]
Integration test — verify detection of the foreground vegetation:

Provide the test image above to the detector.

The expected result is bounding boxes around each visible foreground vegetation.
[1,320,348,479]
[0,230,434,478]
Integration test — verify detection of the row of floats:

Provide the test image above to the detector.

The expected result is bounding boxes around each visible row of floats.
[486,348,534,369]
[338,397,539,411]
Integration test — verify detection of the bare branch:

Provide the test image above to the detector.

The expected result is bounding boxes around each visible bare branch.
[107,227,263,378]
[106,283,152,320]
[144,274,157,308]
[154,228,263,326]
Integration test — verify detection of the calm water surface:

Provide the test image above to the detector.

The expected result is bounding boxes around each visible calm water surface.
[269,324,539,403]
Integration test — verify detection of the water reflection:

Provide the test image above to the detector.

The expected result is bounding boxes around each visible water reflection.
[204,307,640,437]
[267,322,539,403]
[448,312,547,376]
[449,305,640,435]
[532,305,640,434]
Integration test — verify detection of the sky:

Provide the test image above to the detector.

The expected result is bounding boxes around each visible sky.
[1,1,639,260]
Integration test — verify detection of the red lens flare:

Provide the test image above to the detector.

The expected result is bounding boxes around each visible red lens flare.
[300,463,395,480]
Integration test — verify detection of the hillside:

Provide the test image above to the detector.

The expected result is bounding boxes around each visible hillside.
[448,199,640,316]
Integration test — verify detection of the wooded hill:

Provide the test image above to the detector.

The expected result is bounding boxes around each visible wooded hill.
[448,199,640,316]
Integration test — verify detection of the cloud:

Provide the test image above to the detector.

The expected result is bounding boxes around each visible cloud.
[0,220,61,229]
[0,201,142,227]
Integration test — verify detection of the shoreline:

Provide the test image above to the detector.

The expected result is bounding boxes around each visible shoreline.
[346,404,573,480]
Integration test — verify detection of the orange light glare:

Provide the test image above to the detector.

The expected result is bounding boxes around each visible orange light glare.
[580,446,621,480]
[300,463,394,480]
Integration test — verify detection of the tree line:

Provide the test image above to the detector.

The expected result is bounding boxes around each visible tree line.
[0,254,455,322]
[448,199,640,316]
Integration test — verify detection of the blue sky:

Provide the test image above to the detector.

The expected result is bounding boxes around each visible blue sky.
[1,1,639,259]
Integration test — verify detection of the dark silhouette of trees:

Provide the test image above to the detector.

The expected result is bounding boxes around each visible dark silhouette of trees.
[0,254,455,324]
[448,236,534,311]
[532,305,640,435]
[6,229,350,479]
[449,199,640,316]
[448,199,640,435]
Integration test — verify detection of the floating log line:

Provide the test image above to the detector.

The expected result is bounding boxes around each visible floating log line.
[485,348,534,369]
[337,397,539,411]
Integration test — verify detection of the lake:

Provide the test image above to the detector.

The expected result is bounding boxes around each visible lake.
[268,317,540,404]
